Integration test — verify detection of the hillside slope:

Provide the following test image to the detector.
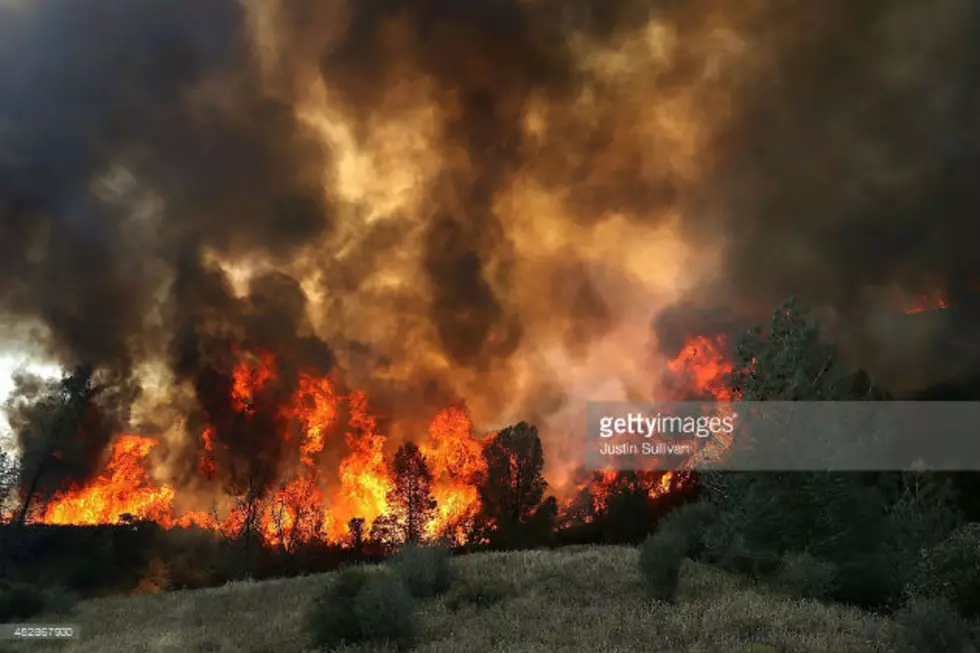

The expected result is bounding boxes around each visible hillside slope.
[5,546,896,653]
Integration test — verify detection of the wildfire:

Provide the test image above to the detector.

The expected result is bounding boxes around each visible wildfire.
[229,347,276,414]
[286,375,336,466]
[35,347,496,548]
[903,293,950,314]
[198,425,216,480]
[666,334,733,400]
[35,336,710,546]
[41,435,176,526]
[330,391,392,542]
[420,406,489,544]
[560,468,680,526]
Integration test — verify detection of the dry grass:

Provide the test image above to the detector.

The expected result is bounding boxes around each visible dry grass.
[4,546,899,653]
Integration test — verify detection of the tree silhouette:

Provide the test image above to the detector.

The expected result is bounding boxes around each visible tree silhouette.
[369,513,401,552]
[478,421,547,548]
[2,365,102,576]
[348,517,366,553]
[387,442,437,543]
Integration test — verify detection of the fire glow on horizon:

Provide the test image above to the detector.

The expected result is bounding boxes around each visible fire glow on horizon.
[23,338,723,545]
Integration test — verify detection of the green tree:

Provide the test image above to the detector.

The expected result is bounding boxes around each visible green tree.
[387,442,437,544]
[478,421,548,548]
[700,298,943,607]
[728,297,876,402]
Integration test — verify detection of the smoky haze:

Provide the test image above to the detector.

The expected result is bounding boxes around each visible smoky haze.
[1,0,979,486]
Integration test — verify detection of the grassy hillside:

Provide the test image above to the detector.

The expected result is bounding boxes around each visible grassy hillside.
[4,546,897,653]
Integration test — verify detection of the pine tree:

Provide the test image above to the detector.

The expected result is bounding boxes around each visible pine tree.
[388,442,437,543]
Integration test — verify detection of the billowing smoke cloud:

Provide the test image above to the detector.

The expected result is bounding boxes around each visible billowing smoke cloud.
[2,0,979,487]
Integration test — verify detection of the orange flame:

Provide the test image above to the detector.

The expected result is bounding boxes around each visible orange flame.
[41,435,176,526]
[330,391,392,541]
[420,406,488,544]
[666,334,733,400]
[198,424,217,480]
[282,374,337,465]
[560,468,680,526]
[903,293,950,314]
[230,347,276,414]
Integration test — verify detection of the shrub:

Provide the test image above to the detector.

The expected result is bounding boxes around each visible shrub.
[167,555,217,590]
[306,565,371,650]
[352,570,418,651]
[445,576,517,610]
[706,533,781,580]
[657,501,718,559]
[829,549,908,610]
[909,524,980,619]
[0,582,50,622]
[391,542,452,599]
[639,531,686,603]
[775,552,838,600]
[891,597,975,653]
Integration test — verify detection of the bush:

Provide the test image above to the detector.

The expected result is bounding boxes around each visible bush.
[167,555,217,590]
[391,542,452,599]
[657,501,718,559]
[774,552,838,600]
[910,523,980,618]
[705,531,781,580]
[639,532,686,603]
[833,551,904,610]
[306,565,371,650]
[0,582,53,622]
[445,576,517,610]
[352,570,418,651]
[306,565,418,651]
[891,597,975,653]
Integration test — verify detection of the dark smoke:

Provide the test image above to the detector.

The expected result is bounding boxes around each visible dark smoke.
[2,365,133,496]
[661,0,980,387]
[0,0,335,483]
[168,259,334,491]
[0,0,331,372]
[700,0,980,309]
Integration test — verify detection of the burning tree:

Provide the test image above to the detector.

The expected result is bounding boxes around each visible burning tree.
[347,517,366,553]
[369,513,401,552]
[478,421,548,549]
[12,367,103,526]
[1,366,110,576]
[387,442,437,544]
